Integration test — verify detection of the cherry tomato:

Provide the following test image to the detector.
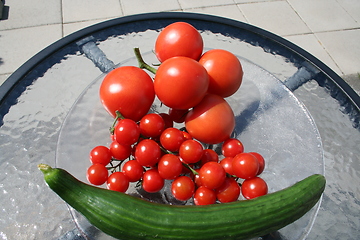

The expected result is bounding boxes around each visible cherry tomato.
[185,94,235,144]
[232,153,259,180]
[171,176,195,201]
[160,127,185,152]
[139,113,165,138]
[249,152,265,175]
[87,164,108,185]
[192,172,202,187]
[114,119,140,145]
[199,49,243,97]
[200,149,219,165]
[241,177,268,199]
[107,172,129,193]
[157,154,183,180]
[142,169,164,193]
[154,57,209,110]
[179,139,204,164]
[168,108,189,123]
[198,162,226,189]
[215,177,240,203]
[89,146,112,165]
[222,138,244,158]
[159,113,174,129]
[135,139,161,167]
[99,66,155,121]
[110,132,116,142]
[122,160,144,182]
[109,141,132,161]
[155,22,203,62]
[194,186,217,205]
[182,131,193,141]
[220,157,235,176]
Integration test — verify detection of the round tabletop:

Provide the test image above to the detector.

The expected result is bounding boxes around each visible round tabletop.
[0,12,359,240]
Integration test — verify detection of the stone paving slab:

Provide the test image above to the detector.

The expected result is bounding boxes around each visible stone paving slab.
[179,0,235,9]
[316,29,360,75]
[287,0,359,32]
[0,0,61,30]
[239,1,312,36]
[0,24,62,75]
[184,5,247,22]
[121,0,181,15]
[62,0,123,23]
[285,33,342,75]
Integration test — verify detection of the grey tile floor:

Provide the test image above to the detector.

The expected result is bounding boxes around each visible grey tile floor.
[0,0,359,93]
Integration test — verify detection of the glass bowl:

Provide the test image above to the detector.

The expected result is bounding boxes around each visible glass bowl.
[56,48,324,240]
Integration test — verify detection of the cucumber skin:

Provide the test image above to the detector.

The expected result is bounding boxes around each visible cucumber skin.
[39,164,325,240]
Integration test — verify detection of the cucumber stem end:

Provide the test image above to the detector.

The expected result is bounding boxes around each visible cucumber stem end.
[38,164,53,174]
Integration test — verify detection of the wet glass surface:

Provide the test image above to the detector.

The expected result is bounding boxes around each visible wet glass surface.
[0,13,359,240]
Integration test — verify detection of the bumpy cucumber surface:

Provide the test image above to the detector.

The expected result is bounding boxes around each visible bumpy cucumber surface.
[38,164,325,240]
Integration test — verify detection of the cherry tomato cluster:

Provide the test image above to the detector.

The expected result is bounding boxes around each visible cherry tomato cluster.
[87,22,268,205]
[87,111,268,204]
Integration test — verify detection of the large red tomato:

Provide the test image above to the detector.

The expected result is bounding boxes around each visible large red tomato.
[199,49,243,98]
[154,56,209,110]
[185,94,235,144]
[155,22,203,62]
[99,66,155,121]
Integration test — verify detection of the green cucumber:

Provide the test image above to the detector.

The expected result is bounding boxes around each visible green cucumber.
[38,164,325,240]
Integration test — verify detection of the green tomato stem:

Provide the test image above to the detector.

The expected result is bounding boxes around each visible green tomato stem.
[107,159,125,173]
[134,47,157,74]
[182,162,199,175]
[109,111,125,134]
[159,145,174,155]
